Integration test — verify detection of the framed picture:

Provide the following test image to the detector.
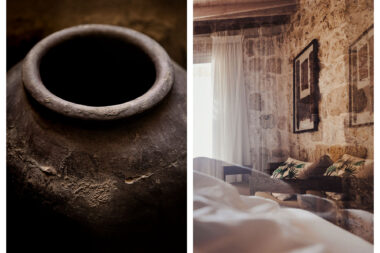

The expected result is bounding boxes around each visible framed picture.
[293,39,319,133]
[349,25,374,127]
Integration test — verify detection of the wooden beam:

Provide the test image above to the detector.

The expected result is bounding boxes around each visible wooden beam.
[195,5,297,21]
[194,0,297,21]
[193,15,290,35]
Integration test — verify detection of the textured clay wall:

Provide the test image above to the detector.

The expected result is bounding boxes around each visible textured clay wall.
[7,0,187,69]
[284,0,374,162]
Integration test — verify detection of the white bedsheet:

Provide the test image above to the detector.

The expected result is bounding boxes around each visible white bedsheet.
[194,171,373,253]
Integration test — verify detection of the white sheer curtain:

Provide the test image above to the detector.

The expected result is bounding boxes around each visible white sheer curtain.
[193,63,213,158]
[211,34,252,178]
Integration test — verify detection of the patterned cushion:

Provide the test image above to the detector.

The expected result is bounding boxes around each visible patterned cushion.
[324,154,373,178]
[324,154,374,208]
[271,157,312,200]
[271,157,312,179]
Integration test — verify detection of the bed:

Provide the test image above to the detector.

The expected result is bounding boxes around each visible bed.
[194,157,373,252]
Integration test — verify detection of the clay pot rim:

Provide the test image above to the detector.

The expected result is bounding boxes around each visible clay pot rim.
[22,24,174,120]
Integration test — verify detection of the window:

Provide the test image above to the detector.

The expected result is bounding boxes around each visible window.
[193,63,213,158]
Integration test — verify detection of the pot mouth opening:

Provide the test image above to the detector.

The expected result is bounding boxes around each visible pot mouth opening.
[22,25,174,120]
[39,34,156,107]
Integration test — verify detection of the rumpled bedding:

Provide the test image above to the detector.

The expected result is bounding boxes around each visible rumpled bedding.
[194,171,373,253]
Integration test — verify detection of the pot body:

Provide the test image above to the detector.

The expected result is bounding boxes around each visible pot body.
[7,27,186,252]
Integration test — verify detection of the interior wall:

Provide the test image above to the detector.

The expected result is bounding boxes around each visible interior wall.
[284,0,374,162]
[193,0,373,166]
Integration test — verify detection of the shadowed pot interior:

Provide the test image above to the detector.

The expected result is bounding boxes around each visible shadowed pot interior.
[22,25,174,120]
[39,34,156,106]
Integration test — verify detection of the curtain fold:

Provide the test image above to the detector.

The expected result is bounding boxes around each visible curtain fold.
[211,33,252,177]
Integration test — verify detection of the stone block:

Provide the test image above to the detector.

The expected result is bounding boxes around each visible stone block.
[266,58,282,74]
[254,39,265,56]
[263,74,276,90]
[246,40,254,57]
[266,58,276,73]
[276,58,282,74]
[259,114,275,129]
[250,93,262,111]
[272,148,288,158]
[244,28,260,38]
[344,124,373,145]
[276,35,284,45]
[325,86,349,117]
[311,130,323,142]
[265,39,275,56]
[262,26,282,37]
[277,116,287,130]
[250,58,263,72]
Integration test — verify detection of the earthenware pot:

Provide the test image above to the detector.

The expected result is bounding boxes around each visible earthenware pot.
[7,24,186,251]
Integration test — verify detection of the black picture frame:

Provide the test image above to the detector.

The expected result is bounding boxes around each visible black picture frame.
[293,39,320,134]
[349,25,374,127]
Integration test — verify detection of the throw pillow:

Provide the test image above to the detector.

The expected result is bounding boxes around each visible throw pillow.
[271,157,312,200]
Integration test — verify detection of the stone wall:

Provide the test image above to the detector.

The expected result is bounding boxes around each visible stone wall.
[193,35,212,64]
[193,0,373,167]
[284,0,374,162]
[242,26,290,171]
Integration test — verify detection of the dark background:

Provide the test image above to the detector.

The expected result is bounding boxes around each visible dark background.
[7,0,186,252]
[7,0,187,70]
